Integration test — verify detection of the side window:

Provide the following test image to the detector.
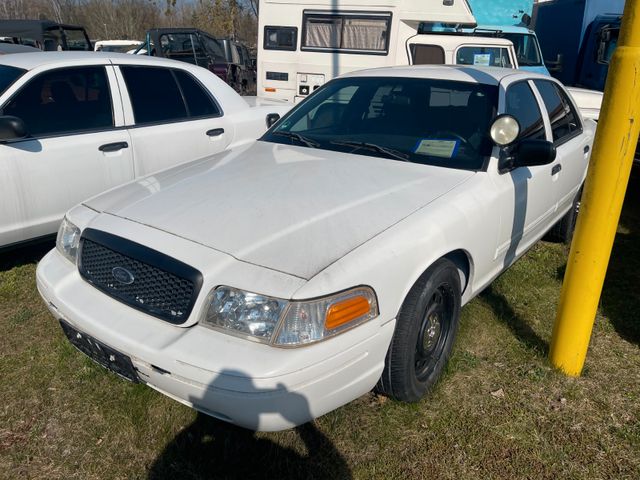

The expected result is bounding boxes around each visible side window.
[534,80,582,143]
[505,81,546,141]
[456,46,513,68]
[173,70,221,118]
[121,66,187,124]
[410,44,445,65]
[264,26,297,51]
[2,66,113,137]
[302,12,391,54]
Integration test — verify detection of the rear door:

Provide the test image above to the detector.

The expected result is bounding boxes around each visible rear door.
[532,79,589,213]
[0,64,133,247]
[116,65,232,176]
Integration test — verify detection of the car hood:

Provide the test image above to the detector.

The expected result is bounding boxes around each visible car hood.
[85,141,475,279]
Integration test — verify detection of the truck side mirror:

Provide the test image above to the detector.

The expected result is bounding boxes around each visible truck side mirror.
[546,53,564,73]
[0,116,28,142]
[266,113,280,128]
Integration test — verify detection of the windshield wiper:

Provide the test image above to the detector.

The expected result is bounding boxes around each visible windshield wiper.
[272,131,320,148]
[331,140,409,161]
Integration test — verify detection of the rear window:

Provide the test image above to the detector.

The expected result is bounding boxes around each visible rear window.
[0,65,26,96]
[456,46,513,68]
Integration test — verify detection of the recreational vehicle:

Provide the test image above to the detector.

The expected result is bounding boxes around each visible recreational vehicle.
[257,0,477,102]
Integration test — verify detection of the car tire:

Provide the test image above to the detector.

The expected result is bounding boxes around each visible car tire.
[545,188,582,244]
[377,258,461,402]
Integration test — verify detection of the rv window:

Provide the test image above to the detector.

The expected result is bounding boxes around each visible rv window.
[410,44,445,65]
[264,26,297,51]
[455,47,513,68]
[302,12,391,54]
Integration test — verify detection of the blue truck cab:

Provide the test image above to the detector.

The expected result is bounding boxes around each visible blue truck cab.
[533,0,624,91]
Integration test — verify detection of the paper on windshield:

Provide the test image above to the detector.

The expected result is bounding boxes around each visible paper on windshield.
[473,53,491,66]
[414,139,459,158]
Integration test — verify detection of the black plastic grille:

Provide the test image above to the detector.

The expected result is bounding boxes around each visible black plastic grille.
[78,229,202,324]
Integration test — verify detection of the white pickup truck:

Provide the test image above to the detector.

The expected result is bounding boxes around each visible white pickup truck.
[408,33,604,122]
[0,52,291,249]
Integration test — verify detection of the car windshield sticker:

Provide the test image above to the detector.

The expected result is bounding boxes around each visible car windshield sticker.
[414,139,459,158]
[473,53,491,66]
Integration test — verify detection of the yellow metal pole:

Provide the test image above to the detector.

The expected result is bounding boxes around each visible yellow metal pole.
[549,0,640,376]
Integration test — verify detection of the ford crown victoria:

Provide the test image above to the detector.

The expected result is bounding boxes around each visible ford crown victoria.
[0,52,290,249]
[36,65,594,431]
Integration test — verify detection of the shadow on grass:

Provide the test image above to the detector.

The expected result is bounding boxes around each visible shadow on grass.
[554,165,640,346]
[0,238,54,272]
[480,285,549,356]
[600,165,640,345]
[147,414,351,480]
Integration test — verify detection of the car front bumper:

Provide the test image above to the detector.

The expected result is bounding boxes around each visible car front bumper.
[36,248,395,431]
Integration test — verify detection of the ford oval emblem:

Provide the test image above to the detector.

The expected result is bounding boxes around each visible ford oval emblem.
[112,266,135,285]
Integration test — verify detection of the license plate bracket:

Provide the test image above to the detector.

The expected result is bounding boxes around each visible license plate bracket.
[59,319,139,383]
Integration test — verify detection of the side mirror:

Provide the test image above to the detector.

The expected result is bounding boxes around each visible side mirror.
[266,113,280,128]
[513,139,557,168]
[0,116,28,142]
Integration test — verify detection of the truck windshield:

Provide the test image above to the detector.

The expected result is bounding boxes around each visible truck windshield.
[0,65,26,96]
[503,33,542,66]
[263,76,498,171]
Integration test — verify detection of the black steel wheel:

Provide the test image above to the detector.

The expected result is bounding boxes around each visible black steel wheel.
[377,258,461,402]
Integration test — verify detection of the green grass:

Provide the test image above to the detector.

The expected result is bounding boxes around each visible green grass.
[1,167,639,480]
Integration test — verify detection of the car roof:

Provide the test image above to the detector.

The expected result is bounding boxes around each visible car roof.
[408,34,515,49]
[341,64,550,86]
[0,51,186,70]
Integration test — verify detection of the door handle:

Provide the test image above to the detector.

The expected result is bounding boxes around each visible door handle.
[99,141,129,152]
[584,145,590,154]
[551,164,562,175]
[206,128,225,137]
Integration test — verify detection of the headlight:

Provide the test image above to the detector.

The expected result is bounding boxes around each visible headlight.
[56,217,81,264]
[200,286,378,347]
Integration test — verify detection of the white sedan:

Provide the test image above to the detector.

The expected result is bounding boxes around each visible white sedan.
[36,65,594,431]
[0,52,290,249]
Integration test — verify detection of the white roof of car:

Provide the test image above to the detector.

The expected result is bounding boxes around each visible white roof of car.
[408,34,515,50]
[343,64,549,85]
[0,51,181,70]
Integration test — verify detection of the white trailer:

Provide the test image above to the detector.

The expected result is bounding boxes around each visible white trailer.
[257,0,477,102]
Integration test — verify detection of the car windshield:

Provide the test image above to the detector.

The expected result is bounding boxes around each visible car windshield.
[262,76,498,171]
[0,65,26,96]
[503,33,543,66]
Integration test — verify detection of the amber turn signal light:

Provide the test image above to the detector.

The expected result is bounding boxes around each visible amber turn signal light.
[325,295,372,330]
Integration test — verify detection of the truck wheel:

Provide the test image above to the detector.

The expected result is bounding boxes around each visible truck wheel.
[377,258,461,402]
[545,188,582,244]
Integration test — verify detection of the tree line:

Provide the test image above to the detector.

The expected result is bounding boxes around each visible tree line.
[1,0,258,46]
